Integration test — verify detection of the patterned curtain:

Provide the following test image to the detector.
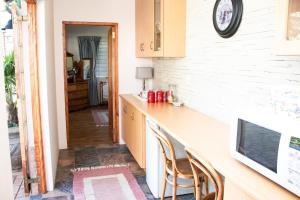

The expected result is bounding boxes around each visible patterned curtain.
[78,36,101,106]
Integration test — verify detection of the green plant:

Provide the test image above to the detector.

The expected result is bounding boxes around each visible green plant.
[3,0,21,13]
[4,52,18,126]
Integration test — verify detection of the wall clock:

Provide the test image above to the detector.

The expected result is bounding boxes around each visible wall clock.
[213,0,243,38]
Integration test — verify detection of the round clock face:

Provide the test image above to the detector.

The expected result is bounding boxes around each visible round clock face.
[215,0,233,31]
[213,0,243,38]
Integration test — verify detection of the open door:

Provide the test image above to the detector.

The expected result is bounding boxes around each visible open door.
[11,4,30,195]
[108,26,119,143]
[11,2,47,195]
[63,22,119,147]
[108,28,114,141]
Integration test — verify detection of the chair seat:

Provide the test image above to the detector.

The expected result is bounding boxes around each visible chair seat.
[203,192,215,200]
[167,158,193,178]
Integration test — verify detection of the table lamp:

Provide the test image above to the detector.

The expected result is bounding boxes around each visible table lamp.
[136,67,154,91]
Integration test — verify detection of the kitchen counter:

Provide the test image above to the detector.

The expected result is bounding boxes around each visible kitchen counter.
[120,94,299,200]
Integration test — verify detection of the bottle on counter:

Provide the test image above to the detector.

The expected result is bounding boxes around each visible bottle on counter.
[166,84,177,103]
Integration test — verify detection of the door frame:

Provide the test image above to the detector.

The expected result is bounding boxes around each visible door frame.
[62,21,119,147]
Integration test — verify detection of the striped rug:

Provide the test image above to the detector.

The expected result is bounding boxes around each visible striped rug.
[91,110,109,127]
[73,167,147,200]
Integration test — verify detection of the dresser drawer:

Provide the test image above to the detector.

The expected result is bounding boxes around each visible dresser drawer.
[68,82,88,92]
[68,90,88,100]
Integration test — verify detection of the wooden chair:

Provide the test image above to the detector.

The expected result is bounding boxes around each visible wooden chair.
[150,125,206,200]
[186,148,223,200]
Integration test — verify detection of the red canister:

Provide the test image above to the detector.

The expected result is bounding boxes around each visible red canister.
[156,90,164,103]
[147,90,155,103]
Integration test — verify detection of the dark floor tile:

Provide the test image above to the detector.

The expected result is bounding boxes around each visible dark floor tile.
[55,180,73,194]
[74,147,100,168]
[96,144,129,155]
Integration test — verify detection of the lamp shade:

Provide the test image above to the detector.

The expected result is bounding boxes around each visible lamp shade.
[135,67,153,79]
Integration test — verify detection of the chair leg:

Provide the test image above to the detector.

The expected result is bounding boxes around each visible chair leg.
[161,171,167,200]
[204,175,209,196]
[172,173,177,200]
[196,176,201,200]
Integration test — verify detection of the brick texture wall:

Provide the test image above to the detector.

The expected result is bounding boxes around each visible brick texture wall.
[153,0,300,123]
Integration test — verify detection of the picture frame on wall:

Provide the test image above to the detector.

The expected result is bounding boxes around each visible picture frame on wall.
[82,58,92,80]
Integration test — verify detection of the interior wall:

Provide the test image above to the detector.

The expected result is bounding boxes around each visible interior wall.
[53,0,152,149]
[153,0,300,123]
[37,0,59,191]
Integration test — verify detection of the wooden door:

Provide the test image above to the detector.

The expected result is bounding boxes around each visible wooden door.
[108,28,113,140]
[11,5,30,195]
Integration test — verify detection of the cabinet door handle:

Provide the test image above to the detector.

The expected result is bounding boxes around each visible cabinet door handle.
[123,106,127,114]
[140,43,145,51]
[150,41,154,50]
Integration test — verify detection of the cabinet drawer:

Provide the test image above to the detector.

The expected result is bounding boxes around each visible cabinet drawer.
[68,82,88,92]
[68,90,88,100]
[68,98,88,106]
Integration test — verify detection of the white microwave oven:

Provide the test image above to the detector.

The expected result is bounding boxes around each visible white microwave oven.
[230,113,300,197]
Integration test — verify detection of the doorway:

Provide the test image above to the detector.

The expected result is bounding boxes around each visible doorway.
[62,22,119,148]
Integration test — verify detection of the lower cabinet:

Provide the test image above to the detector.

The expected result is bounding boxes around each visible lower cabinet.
[121,99,146,169]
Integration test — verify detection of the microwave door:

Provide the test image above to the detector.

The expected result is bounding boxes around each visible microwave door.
[237,119,281,174]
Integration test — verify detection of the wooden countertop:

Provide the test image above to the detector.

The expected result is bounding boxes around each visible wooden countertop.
[120,94,299,200]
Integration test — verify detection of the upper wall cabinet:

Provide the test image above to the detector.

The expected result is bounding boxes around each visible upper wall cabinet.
[136,0,186,58]
[275,0,300,55]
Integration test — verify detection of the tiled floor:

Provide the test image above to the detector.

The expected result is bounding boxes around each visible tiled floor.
[9,129,26,199]
[13,171,25,199]
[30,107,194,199]
[50,144,194,200]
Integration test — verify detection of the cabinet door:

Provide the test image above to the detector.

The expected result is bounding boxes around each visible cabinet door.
[121,100,128,143]
[136,0,155,57]
[163,0,186,57]
[132,107,143,167]
[153,0,163,57]
[121,99,146,169]
[135,0,144,57]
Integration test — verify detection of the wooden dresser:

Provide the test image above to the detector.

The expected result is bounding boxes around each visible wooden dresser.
[68,81,89,112]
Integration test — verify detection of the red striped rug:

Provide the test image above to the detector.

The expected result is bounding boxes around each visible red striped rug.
[73,167,147,200]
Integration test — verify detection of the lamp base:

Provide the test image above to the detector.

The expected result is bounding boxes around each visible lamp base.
[138,90,148,99]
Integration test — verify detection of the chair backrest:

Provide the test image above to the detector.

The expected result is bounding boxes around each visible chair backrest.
[150,124,177,171]
[185,148,223,200]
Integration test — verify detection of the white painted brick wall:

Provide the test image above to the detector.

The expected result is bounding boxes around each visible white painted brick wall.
[153,0,300,123]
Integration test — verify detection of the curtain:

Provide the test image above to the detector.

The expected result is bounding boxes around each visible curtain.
[78,36,101,106]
